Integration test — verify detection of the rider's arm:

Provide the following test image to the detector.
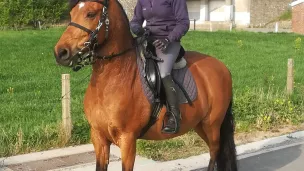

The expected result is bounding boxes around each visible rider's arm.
[130,1,145,35]
[167,0,190,42]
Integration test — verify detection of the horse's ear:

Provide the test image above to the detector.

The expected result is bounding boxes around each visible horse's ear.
[69,0,80,10]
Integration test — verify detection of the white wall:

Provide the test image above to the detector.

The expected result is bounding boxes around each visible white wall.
[185,0,250,25]
[234,12,250,25]
[209,0,226,21]
[187,0,201,20]
[234,0,250,26]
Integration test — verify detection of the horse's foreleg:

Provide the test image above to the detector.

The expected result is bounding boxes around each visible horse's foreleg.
[119,134,136,171]
[91,129,111,171]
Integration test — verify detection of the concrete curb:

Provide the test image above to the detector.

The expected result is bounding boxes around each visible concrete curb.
[236,130,304,156]
[145,130,304,171]
[1,130,303,170]
[237,141,304,160]
[0,167,13,171]
[0,144,94,166]
[0,144,155,167]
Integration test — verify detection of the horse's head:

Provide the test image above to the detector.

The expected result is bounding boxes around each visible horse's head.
[54,0,112,71]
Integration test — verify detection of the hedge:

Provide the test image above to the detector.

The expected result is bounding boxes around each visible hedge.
[0,0,68,29]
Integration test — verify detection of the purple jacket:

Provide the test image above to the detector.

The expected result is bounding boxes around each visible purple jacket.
[130,0,190,42]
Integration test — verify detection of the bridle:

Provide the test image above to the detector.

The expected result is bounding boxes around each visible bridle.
[68,0,134,71]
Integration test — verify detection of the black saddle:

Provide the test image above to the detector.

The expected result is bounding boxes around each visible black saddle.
[143,40,186,94]
[145,41,185,63]
[138,38,193,138]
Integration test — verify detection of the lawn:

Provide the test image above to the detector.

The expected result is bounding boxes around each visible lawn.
[0,28,92,157]
[0,28,304,160]
[182,31,304,91]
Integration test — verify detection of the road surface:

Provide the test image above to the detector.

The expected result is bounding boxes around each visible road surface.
[2,138,304,171]
[193,143,304,171]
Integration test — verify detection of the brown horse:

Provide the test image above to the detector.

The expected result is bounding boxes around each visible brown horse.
[54,0,237,171]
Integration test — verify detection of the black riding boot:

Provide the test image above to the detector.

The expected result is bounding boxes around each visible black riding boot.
[161,75,181,134]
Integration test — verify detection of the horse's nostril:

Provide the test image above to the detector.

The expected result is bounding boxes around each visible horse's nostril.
[58,48,70,60]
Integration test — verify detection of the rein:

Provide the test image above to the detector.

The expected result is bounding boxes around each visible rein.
[68,0,134,71]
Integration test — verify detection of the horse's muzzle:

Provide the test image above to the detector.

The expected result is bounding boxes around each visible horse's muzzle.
[54,47,73,67]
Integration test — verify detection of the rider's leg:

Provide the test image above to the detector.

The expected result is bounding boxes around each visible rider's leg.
[156,42,181,134]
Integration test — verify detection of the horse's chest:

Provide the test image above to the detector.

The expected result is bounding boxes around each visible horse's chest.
[83,82,150,143]
[84,91,131,126]
[85,102,122,125]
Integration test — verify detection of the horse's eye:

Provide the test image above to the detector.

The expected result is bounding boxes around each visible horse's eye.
[87,12,97,18]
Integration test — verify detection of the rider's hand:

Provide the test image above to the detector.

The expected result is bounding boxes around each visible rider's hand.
[153,38,170,52]
[135,27,150,37]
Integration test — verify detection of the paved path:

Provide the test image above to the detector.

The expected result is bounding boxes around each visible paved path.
[4,152,118,171]
[1,131,304,171]
[4,141,302,171]
[238,143,304,171]
[192,142,304,171]
[49,141,304,171]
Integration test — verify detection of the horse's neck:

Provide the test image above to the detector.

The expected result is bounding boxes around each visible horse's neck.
[91,35,136,88]
[89,0,141,98]
[91,47,138,92]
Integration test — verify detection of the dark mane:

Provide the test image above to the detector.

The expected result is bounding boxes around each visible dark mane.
[116,1,130,28]
[68,0,130,28]
[69,0,80,9]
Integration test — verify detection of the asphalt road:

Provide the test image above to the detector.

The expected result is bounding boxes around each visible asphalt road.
[238,144,304,171]
[192,143,304,171]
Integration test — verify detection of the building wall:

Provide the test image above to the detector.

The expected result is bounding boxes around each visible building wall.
[209,0,226,21]
[250,0,292,26]
[120,0,293,28]
[187,0,201,20]
[292,2,304,34]
[118,0,137,19]
[186,0,250,23]
[234,0,250,26]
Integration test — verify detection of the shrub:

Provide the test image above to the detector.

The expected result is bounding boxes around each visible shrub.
[0,0,68,29]
[278,9,292,21]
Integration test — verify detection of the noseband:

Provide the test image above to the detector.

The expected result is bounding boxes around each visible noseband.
[68,0,133,71]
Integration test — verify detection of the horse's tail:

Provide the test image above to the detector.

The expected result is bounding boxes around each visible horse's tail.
[217,97,238,171]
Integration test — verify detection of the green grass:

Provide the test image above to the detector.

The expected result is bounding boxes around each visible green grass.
[0,28,304,160]
[182,31,304,91]
[0,28,92,157]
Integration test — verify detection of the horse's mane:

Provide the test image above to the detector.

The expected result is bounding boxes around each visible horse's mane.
[68,0,130,28]
[69,0,80,9]
[116,1,130,27]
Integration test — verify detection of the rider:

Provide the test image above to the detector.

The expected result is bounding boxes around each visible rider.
[130,0,190,134]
